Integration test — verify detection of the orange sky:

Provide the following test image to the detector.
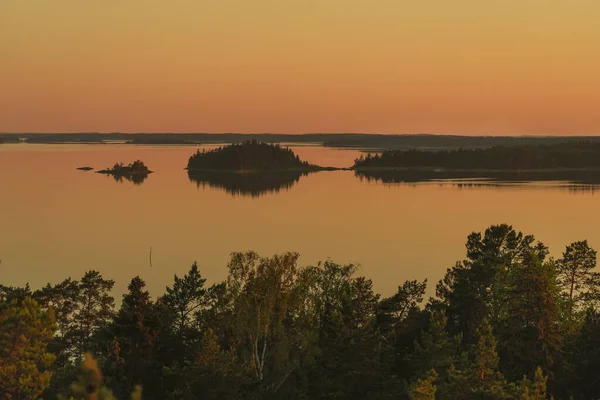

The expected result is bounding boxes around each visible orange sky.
[1,0,599,135]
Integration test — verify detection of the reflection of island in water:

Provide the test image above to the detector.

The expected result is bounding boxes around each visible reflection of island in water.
[103,173,149,185]
[188,170,309,197]
[355,169,600,192]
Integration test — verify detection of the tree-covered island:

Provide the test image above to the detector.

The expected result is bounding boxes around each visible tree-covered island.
[186,140,335,172]
[97,160,153,184]
[353,141,600,171]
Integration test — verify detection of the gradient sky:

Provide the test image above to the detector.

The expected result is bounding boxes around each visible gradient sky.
[1,0,599,134]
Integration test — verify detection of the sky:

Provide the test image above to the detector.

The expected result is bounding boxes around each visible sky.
[1,0,600,135]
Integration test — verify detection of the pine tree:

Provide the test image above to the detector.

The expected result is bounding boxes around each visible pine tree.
[408,369,438,400]
[163,262,207,338]
[557,240,599,314]
[518,367,548,400]
[0,297,56,399]
[74,271,115,355]
[497,251,563,383]
[412,310,461,379]
[101,277,163,399]
[443,319,510,399]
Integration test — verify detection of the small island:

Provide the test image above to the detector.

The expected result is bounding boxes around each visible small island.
[97,160,152,184]
[76,166,94,171]
[186,140,331,172]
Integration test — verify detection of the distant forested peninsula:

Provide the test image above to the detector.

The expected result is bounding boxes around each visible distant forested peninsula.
[353,141,600,171]
[187,140,327,172]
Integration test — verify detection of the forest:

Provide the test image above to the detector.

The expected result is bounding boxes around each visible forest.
[187,141,318,172]
[2,224,600,399]
[353,142,600,170]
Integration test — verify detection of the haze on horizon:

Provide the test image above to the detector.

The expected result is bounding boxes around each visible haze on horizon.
[1,0,599,136]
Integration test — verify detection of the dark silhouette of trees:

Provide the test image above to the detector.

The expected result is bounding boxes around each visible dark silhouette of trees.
[353,142,600,170]
[97,160,152,185]
[187,141,316,171]
[4,224,600,398]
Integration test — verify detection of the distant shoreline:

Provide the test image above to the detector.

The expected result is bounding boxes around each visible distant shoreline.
[3,133,600,152]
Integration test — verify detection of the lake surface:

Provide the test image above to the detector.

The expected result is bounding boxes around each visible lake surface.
[2,143,600,298]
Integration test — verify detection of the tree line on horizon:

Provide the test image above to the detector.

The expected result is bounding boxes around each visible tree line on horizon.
[353,141,600,170]
[2,224,600,399]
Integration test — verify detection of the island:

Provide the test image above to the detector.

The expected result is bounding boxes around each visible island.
[76,166,94,171]
[97,160,152,185]
[352,141,600,171]
[186,140,332,172]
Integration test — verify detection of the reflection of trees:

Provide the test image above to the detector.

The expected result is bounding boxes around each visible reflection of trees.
[355,170,600,193]
[105,172,149,185]
[188,171,309,197]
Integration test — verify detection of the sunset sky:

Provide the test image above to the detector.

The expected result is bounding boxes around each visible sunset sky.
[1,0,599,135]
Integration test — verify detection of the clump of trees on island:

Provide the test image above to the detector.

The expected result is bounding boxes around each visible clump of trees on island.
[97,160,152,185]
[187,140,322,172]
[3,224,600,399]
[353,141,600,171]
[98,160,152,176]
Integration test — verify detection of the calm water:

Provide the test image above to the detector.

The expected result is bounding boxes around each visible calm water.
[2,143,600,298]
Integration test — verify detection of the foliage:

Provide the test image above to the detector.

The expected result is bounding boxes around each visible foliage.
[0,297,56,399]
[66,353,142,400]
[408,369,438,400]
[3,224,600,399]
[557,240,600,314]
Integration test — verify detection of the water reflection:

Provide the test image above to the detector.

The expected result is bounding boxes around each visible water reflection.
[355,169,600,192]
[187,170,310,197]
[101,172,149,185]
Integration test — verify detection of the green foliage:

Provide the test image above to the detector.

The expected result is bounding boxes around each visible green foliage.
[0,297,56,399]
[225,251,310,393]
[163,262,207,337]
[100,277,166,399]
[4,224,600,399]
[412,310,461,380]
[442,319,510,399]
[557,240,599,315]
[567,308,600,399]
[517,367,548,400]
[497,251,563,383]
[67,353,142,400]
[435,224,548,342]
[408,369,438,400]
